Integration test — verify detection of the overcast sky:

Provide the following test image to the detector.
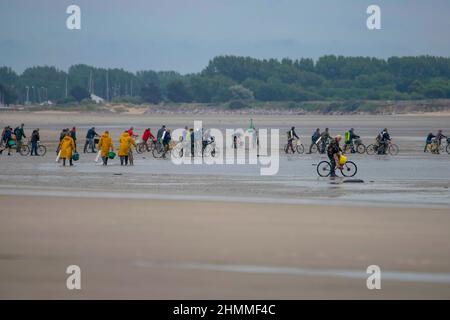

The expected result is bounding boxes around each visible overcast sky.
[1,0,450,74]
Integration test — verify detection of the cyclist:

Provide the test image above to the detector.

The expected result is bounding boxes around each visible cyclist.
[83,127,99,153]
[344,128,360,153]
[307,128,321,154]
[320,128,331,154]
[424,132,436,153]
[377,128,391,155]
[142,128,156,151]
[327,135,343,178]
[435,130,447,154]
[157,125,166,144]
[162,129,172,158]
[286,126,299,153]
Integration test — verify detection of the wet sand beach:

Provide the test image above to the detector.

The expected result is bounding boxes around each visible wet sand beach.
[0,111,449,299]
[1,195,450,299]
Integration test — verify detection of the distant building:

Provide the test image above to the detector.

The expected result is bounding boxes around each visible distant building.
[90,94,105,104]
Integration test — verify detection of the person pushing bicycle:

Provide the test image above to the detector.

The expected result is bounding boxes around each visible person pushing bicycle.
[327,135,343,178]
[286,126,299,154]
[344,128,360,153]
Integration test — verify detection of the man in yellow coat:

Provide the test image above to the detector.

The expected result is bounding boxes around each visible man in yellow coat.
[118,131,136,166]
[98,131,114,166]
[59,133,76,166]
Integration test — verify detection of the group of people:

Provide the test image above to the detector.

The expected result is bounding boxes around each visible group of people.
[54,125,177,166]
[1,124,40,156]
[286,127,391,155]
[424,130,448,154]
[56,126,138,166]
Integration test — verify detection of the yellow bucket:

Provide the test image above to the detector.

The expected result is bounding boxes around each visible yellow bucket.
[339,155,347,165]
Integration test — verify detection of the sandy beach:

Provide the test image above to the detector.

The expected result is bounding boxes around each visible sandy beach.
[1,195,450,299]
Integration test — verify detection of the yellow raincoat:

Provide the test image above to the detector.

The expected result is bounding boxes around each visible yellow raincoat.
[59,135,75,159]
[98,132,114,157]
[118,132,135,156]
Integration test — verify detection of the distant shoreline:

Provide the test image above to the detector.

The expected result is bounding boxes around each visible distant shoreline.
[2,99,450,116]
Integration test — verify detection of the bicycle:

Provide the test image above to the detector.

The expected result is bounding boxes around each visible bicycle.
[343,138,366,154]
[136,139,156,154]
[284,138,305,154]
[366,141,399,155]
[202,137,218,157]
[442,137,450,154]
[316,158,358,177]
[425,139,440,154]
[83,138,99,154]
[19,140,47,156]
[152,141,183,159]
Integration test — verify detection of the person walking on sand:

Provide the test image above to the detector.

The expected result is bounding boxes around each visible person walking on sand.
[56,128,68,154]
[83,127,99,153]
[59,132,76,166]
[69,127,77,148]
[1,126,14,156]
[189,128,195,157]
[118,131,136,166]
[127,127,138,165]
[14,123,26,153]
[30,129,40,156]
[98,131,114,166]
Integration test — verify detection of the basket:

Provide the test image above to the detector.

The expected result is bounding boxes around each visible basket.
[72,152,80,161]
[339,155,348,165]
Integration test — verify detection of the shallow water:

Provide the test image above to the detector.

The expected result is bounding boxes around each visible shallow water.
[0,150,449,207]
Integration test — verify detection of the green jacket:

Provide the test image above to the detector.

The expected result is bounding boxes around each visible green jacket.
[14,127,26,140]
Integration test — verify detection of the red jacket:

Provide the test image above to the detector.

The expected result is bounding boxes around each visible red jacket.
[127,129,137,138]
[142,129,155,142]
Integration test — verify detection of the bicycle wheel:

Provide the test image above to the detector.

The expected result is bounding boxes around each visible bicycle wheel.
[310,144,318,153]
[284,144,294,154]
[340,161,357,177]
[152,146,164,158]
[446,144,450,154]
[296,144,305,154]
[37,145,47,156]
[136,143,145,154]
[19,145,30,156]
[366,144,376,155]
[388,144,399,156]
[356,143,366,154]
[171,144,183,159]
[317,161,331,177]
[148,141,156,151]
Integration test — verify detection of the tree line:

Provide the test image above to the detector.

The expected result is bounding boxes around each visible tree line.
[1,55,450,106]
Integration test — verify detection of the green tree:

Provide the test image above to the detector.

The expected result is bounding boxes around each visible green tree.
[167,80,191,102]
[140,83,162,104]
[70,86,90,102]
